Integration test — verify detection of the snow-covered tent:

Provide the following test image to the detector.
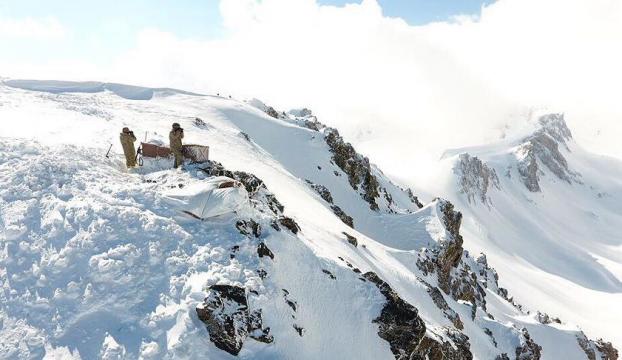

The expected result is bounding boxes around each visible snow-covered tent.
[163,177,248,220]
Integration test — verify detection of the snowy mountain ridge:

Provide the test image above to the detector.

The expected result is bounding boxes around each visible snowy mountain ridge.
[0,80,619,359]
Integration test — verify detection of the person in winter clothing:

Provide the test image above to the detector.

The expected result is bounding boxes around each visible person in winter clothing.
[169,122,184,168]
[120,127,137,168]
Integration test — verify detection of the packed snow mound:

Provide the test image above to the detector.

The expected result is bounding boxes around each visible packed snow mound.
[2,79,203,100]
[0,81,618,359]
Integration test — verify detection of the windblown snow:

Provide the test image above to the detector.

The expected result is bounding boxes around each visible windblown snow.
[0,80,619,360]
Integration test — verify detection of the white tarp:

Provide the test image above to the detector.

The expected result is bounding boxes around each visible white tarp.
[163,176,248,219]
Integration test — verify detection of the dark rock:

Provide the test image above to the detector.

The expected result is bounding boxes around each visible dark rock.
[406,188,424,208]
[307,181,334,204]
[515,328,542,360]
[484,328,498,347]
[239,131,251,141]
[363,271,473,360]
[595,339,619,360]
[236,219,261,238]
[342,232,358,247]
[194,117,206,127]
[293,325,305,337]
[436,200,465,295]
[265,106,279,119]
[196,285,273,356]
[424,282,463,330]
[285,299,297,312]
[257,242,274,260]
[256,269,267,279]
[322,269,336,280]
[279,217,300,234]
[495,354,510,360]
[577,333,597,360]
[331,205,354,227]
[324,128,380,210]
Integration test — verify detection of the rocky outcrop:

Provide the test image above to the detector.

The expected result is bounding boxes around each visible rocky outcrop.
[324,127,381,211]
[455,153,500,204]
[515,328,542,360]
[363,271,473,360]
[595,339,619,360]
[306,180,334,203]
[257,242,274,259]
[406,188,424,209]
[516,114,580,192]
[306,179,354,227]
[331,205,354,227]
[342,232,358,247]
[196,285,273,356]
[435,201,465,296]
[421,279,464,330]
[577,332,619,360]
[278,216,300,234]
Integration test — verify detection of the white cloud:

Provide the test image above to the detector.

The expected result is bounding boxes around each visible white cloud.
[0,16,67,40]
[4,0,622,184]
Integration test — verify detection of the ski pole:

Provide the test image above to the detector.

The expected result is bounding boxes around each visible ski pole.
[105,144,113,158]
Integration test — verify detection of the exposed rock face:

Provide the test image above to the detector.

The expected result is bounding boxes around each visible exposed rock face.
[331,205,354,227]
[257,242,274,259]
[342,232,358,247]
[515,328,542,360]
[278,216,300,234]
[306,179,354,227]
[516,114,579,192]
[363,271,473,360]
[577,333,620,360]
[436,200,465,295]
[196,285,273,356]
[307,180,334,204]
[324,127,381,210]
[422,279,464,330]
[406,188,424,209]
[236,219,261,238]
[595,339,619,360]
[363,271,426,358]
[265,106,280,119]
[455,153,500,205]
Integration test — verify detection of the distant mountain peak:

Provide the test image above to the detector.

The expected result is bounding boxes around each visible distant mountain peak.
[534,113,573,145]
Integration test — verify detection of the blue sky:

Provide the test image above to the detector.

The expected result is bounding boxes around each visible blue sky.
[0,0,492,64]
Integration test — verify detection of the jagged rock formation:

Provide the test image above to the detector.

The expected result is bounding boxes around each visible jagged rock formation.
[325,127,381,210]
[363,272,473,360]
[342,232,358,247]
[421,279,464,330]
[516,113,580,192]
[331,205,354,227]
[306,179,354,227]
[455,153,500,204]
[515,328,542,360]
[196,285,273,356]
[577,332,620,360]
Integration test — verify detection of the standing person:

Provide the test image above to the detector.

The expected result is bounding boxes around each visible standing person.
[120,127,137,168]
[169,122,184,169]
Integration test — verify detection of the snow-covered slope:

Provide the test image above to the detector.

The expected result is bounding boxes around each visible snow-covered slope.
[433,113,622,351]
[0,80,618,359]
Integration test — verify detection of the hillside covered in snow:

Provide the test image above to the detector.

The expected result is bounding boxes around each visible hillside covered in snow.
[0,80,619,359]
